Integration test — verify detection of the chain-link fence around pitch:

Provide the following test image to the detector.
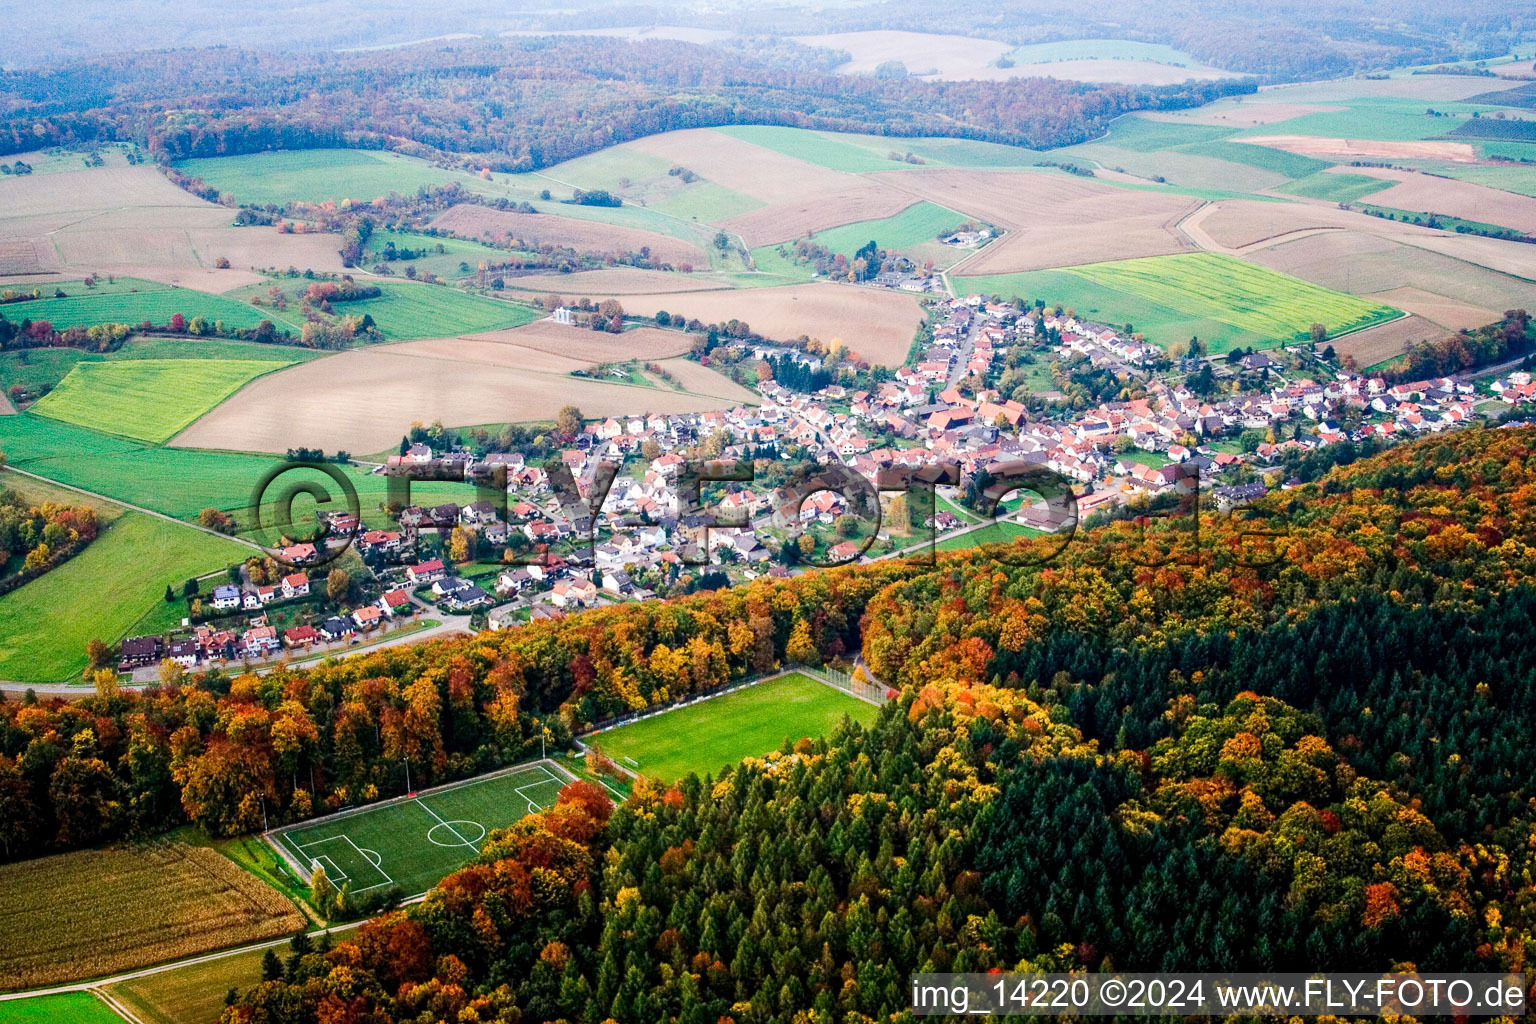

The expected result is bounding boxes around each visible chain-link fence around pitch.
[802,665,889,706]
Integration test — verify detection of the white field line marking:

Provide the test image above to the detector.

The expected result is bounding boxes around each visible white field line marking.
[414,798,477,850]
[515,780,555,814]
[338,835,394,892]
[310,853,348,884]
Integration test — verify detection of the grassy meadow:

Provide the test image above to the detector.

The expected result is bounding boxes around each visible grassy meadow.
[814,201,972,260]
[341,281,539,339]
[179,149,471,206]
[1278,171,1395,203]
[589,672,878,782]
[31,358,295,443]
[0,414,483,530]
[935,520,1044,552]
[0,507,248,682]
[5,282,281,332]
[0,336,322,396]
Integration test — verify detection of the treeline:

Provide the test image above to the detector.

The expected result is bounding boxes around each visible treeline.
[0,479,100,601]
[1375,309,1532,382]
[0,559,922,856]
[0,37,1255,167]
[226,419,1536,1022]
[0,425,1533,1016]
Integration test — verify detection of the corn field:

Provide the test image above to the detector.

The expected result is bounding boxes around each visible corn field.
[0,840,303,990]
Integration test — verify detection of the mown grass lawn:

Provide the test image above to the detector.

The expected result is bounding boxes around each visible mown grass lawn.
[0,509,249,682]
[589,672,879,782]
[31,358,295,443]
[270,762,569,899]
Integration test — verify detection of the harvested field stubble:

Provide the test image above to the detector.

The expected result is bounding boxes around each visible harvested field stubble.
[502,268,718,296]
[169,344,747,454]
[1246,231,1536,316]
[1237,136,1479,162]
[872,169,1199,272]
[430,204,705,267]
[621,130,864,204]
[1331,314,1444,368]
[613,284,926,366]
[719,189,918,247]
[1330,166,1536,234]
[0,841,303,990]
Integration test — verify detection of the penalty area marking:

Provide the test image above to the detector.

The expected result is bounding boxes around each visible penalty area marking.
[292,833,395,893]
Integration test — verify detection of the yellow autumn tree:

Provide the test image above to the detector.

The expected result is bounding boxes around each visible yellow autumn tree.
[786,619,816,665]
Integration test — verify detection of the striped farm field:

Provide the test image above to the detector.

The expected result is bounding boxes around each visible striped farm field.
[963,253,1399,353]
[30,357,295,442]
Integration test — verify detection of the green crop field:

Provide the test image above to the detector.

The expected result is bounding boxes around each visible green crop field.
[1234,103,1468,142]
[649,181,765,223]
[959,268,1255,351]
[0,509,249,682]
[813,201,971,259]
[1426,162,1536,198]
[1085,116,1235,153]
[962,253,1400,353]
[341,282,538,339]
[714,125,910,173]
[752,201,974,280]
[7,284,283,332]
[0,993,125,1024]
[178,149,471,206]
[1179,140,1330,178]
[269,761,571,898]
[31,358,294,443]
[589,672,879,782]
[1278,171,1394,202]
[0,415,482,531]
[0,336,320,395]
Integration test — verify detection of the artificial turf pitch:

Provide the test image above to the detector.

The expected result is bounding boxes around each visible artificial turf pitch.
[269,761,570,898]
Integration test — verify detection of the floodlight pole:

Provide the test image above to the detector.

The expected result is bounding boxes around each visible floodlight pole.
[404,758,411,794]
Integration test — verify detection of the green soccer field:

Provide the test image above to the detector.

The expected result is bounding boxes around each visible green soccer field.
[269,762,570,898]
[588,672,880,783]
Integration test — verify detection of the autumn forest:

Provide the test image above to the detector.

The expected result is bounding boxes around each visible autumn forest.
[1,425,1535,1021]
